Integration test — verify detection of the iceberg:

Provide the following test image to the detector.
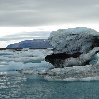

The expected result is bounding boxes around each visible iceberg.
[44,27,99,81]
[0,49,53,74]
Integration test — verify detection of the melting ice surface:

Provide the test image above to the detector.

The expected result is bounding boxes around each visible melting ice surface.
[89,53,99,65]
[0,49,99,99]
[0,49,53,72]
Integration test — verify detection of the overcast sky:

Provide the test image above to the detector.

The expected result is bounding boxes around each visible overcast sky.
[0,0,99,47]
[0,0,99,26]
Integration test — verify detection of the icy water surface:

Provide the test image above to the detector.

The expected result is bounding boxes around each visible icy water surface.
[0,49,99,99]
[0,73,99,99]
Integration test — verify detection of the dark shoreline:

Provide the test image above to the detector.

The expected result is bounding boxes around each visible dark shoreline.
[0,48,53,50]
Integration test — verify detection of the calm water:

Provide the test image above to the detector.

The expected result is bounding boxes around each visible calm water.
[0,73,99,99]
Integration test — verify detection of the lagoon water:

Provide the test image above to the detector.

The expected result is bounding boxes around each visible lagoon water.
[0,49,99,99]
[0,73,99,99]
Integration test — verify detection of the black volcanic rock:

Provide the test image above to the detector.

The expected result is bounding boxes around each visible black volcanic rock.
[7,39,52,49]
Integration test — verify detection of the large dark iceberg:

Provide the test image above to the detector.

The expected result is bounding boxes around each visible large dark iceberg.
[44,27,99,81]
[45,27,99,67]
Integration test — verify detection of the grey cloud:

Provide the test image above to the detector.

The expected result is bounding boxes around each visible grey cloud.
[0,31,50,41]
[0,0,99,26]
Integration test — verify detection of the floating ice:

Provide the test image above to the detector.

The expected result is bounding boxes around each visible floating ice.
[0,49,53,73]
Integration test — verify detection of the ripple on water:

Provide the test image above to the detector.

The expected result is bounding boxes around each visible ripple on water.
[0,73,98,99]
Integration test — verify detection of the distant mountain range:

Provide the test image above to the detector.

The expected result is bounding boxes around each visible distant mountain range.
[6,39,53,48]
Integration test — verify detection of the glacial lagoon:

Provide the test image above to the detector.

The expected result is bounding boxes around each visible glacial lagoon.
[0,49,99,99]
[0,74,99,99]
